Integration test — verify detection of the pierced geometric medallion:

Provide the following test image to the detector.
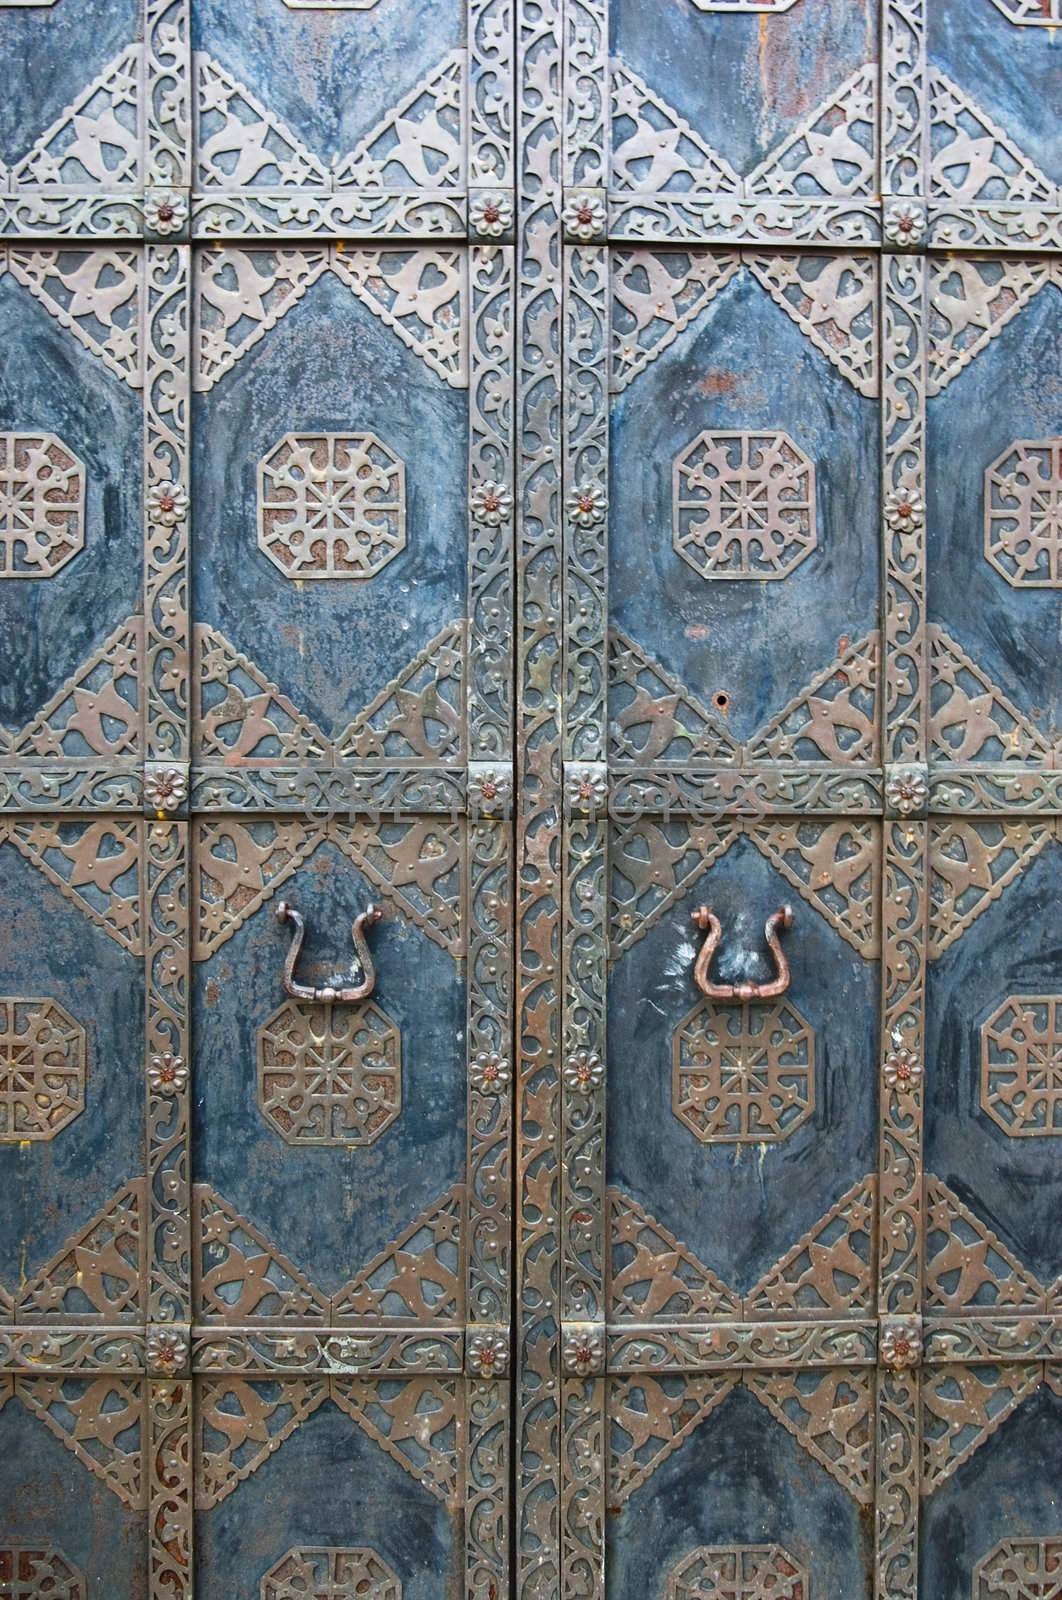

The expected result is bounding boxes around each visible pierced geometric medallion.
[0,432,85,578]
[0,996,86,1142]
[0,1546,84,1600]
[672,998,815,1144]
[261,1547,400,1600]
[985,439,1062,588]
[982,995,1062,1138]
[673,430,816,581]
[666,1546,808,1600]
[690,1,802,11]
[257,432,406,580]
[974,1536,1062,1598]
[989,0,1062,19]
[284,1,380,7]
[257,1000,401,1146]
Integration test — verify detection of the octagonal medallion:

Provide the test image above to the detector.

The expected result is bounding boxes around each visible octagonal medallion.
[0,432,85,578]
[984,438,1062,587]
[667,1544,808,1599]
[261,1546,400,1599]
[673,429,816,580]
[257,999,401,1146]
[257,432,406,579]
[0,1545,85,1598]
[989,0,1061,24]
[673,998,815,1144]
[981,994,1062,1137]
[0,996,86,1142]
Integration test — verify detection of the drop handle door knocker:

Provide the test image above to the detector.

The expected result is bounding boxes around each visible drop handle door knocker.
[274,901,383,1002]
[690,904,794,1001]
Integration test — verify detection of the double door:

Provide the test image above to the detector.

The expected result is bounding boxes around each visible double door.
[1,1,1060,1596]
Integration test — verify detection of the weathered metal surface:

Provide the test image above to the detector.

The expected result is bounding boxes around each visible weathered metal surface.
[2,0,1060,1594]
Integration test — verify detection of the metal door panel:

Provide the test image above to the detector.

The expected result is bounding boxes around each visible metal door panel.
[191,837,466,1312]
[608,251,880,753]
[605,1381,873,1600]
[920,1384,1062,1600]
[194,1386,462,1600]
[0,251,142,757]
[928,0,1062,205]
[607,835,880,1298]
[609,0,879,190]
[190,257,469,744]
[0,830,145,1317]
[927,268,1061,763]
[0,1386,148,1598]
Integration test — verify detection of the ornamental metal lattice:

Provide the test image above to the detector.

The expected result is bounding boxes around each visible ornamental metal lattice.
[673,430,817,581]
[0,996,86,1142]
[973,1534,1062,1598]
[0,1546,85,1599]
[0,431,85,577]
[261,1546,400,1600]
[981,995,1062,1138]
[257,432,406,580]
[984,439,1062,588]
[666,1544,808,1599]
[257,999,401,1146]
[988,0,1062,25]
[672,999,816,1144]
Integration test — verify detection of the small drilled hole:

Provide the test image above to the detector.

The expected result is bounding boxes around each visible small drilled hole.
[713,691,730,712]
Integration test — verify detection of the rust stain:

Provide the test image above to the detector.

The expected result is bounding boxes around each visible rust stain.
[205,977,221,1008]
[699,370,738,396]
[686,622,710,641]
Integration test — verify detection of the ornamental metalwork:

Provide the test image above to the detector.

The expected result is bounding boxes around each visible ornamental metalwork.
[256,432,407,581]
[0,1546,85,1599]
[988,0,1062,23]
[981,995,1062,1138]
[0,432,85,578]
[984,439,1062,589]
[0,996,86,1142]
[260,1546,400,1599]
[672,998,815,1144]
[256,999,401,1146]
[666,1545,808,1599]
[690,0,802,10]
[974,1536,1062,1597]
[672,430,817,581]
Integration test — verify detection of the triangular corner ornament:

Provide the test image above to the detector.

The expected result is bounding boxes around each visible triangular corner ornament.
[193,247,330,391]
[4,817,143,954]
[16,1180,146,1321]
[927,258,1054,396]
[744,253,879,398]
[745,818,881,959]
[12,45,141,188]
[929,626,1051,765]
[194,1187,331,1322]
[745,65,877,201]
[332,1186,463,1322]
[745,1176,877,1319]
[334,619,466,764]
[192,816,322,961]
[195,53,331,190]
[194,623,331,766]
[7,248,141,389]
[928,71,1057,207]
[610,60,741,197]
[17,1372,146,1507]
[330,1376,461,1506]
[922,1362,1042,1494]
[744,1368,874,1504]
[328,816,463,957]
[609,816,741,958]
[924,1175,1045,1313]
[928,818,1053,960]
[611,248,741,392]
[608,1189,741,1322]
[196,1375,329,1509]
[607,629,740,767]
[330,248,467,388]
[333,51,464,189]
[745,632,880,763]
[10,617,141,760]
[608,1373,737,1507]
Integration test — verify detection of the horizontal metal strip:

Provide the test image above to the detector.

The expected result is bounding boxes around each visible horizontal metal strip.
[923,1317,1062,1363]
[604,767,883,816]
[191,1326,465,1375]
[0,1327,147,1374]
[0,764,141,811]
[606,1321,879,1371]
[607,196,882,247]
[189,764,473,816]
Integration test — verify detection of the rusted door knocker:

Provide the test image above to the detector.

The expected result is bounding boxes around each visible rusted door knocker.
[690,904,794,1001]
[274,901,383,1002]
